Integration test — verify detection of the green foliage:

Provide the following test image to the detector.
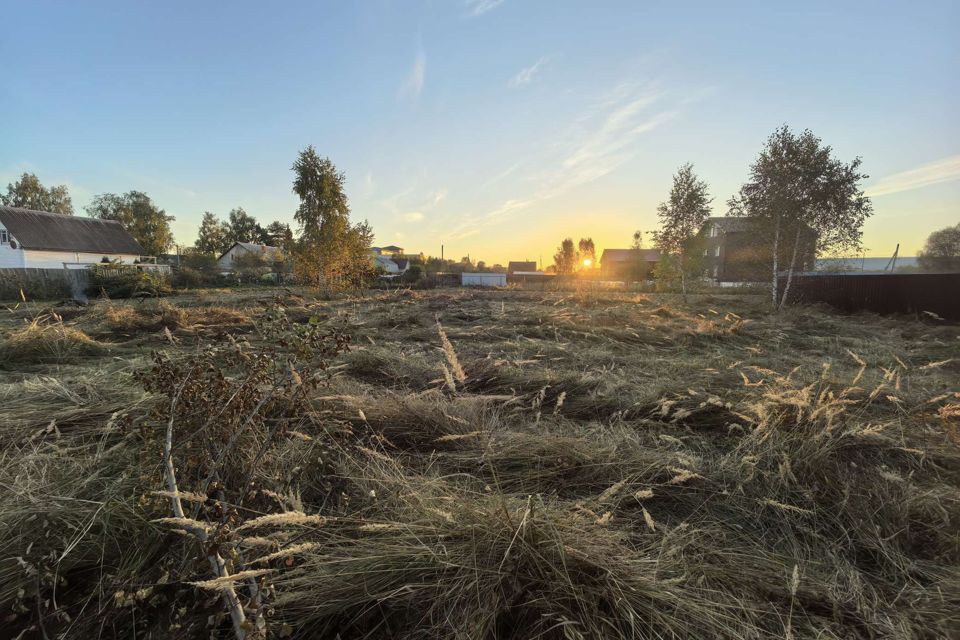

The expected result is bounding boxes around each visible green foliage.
[195,211,231,255]
[729,126,872,305]
[264,220,294,249]
[651,164,712,294]
[87,265,170,298]
[917,222,960,272]
[226,207,264,244]
[85,191,174,256]
[291,147,374,291]
[1,172,74,215]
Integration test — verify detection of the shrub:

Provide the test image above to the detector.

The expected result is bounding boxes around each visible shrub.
[87,265,170,298]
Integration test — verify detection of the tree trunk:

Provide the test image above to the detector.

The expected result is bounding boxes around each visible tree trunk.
[679,253,687,300]
[771,215,781,308]
[778,226,803,311]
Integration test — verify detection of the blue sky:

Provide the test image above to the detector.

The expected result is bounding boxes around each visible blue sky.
[2,0,958,263]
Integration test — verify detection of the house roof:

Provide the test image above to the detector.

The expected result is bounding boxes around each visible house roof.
[380,245,403,252]
[219,242,284,261]
[507,261,537,272]
[703,216,753,233]
[600,249,661,263]
[0,205,145,254]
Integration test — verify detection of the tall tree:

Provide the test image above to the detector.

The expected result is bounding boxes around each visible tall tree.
[1,172,74,215]
[553,238,578,275]
[195,211,231,255]
[290,147,373,290]
[293,145,350,237]
[85,191,174,256]
[631,230,643,250]
[729,126,872,308]
[651,164,712,296]
[578,238,596,267]
[917,222,960,272]
[226,207,263,244]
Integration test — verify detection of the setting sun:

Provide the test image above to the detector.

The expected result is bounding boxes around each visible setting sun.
[582,258,592,268]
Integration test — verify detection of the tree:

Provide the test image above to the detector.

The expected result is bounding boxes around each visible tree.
[264,221,294,249]
[651,164,712,296]
[195,212,231,255]
[578,238,596,268]
[290,147,373,290]
[85,191,174,256]
[553,238,578,275]
[631,230,643,250]
[729,126,872,309]
[1,172,74,215]
[917,223,960,272]
[226,207,263,244]
[293,146,350,237]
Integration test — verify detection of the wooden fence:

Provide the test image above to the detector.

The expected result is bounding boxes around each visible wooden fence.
[0,268,89,301]
[779,272,960,320]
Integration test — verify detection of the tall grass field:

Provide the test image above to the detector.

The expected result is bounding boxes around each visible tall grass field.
[1,287,957,639]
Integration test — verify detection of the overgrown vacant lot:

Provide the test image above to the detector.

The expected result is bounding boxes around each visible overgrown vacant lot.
[1,287,958,639]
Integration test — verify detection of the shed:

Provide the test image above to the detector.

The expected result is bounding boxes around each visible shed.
[461,272,507,287]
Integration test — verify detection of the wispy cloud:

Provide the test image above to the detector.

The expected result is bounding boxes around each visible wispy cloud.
[508,56,549,88]
[403,211,424,222]
[448,83,679,239]
[398,50,426,101]
[864,155,960,197]
[465,0,505,17]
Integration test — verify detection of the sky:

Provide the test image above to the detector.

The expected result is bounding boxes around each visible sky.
[2,0,958,265]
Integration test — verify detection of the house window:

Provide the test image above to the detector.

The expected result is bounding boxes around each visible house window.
[0,229,8,244]
[710,225,719,238]
[714,246,721,257]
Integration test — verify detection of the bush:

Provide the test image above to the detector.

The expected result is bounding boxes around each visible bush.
[87,265,170,298]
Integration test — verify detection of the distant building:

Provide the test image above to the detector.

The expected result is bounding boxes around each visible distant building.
[217,242,285,272]
[700,217,816,283]
[507,261,537,274]
[371,245,404,256]
[0,205,150,269]
[371,250,410,275]
[462,272,507,287]
[599,248,661,281]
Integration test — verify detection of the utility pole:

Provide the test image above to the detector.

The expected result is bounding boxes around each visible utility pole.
[441,244,444,262]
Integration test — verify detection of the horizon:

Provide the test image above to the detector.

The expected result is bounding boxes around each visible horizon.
[2,1,958,264]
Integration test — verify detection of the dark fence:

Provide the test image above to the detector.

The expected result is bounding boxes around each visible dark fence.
[0,268,88,301]
[779,272,960,320]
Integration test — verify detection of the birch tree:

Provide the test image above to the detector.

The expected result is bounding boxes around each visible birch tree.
[651,164,712,297]
[729,126,872,309]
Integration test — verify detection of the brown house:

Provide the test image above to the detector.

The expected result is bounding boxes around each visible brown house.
[507,260,537,274]
[599,249,661,281]
[700,217,816,283]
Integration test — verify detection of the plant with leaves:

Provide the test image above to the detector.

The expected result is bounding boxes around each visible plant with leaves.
[195,211,232,255]
[917,223,960,272]
[631,230,643,250]
[729,126,872,309]
[85,191,174,256]
[651,164,712,296]
[226,207,264,244]
[291,147,374,291]
[263,221,294,249]
[553,238,579,275]
[1,172,74,214]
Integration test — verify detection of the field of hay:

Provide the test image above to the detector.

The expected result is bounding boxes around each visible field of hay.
[1,287,958,639]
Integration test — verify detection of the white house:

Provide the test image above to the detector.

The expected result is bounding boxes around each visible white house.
[373,254,409,275]
[0,205,146,269]
[461,272,506,287]
[217,242,285,272]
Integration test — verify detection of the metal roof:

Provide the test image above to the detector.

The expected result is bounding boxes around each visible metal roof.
[219,242,285,261]
[0,205,144,254]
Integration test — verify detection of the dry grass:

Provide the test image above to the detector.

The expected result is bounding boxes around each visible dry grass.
[1,287,958,639]
[0,318,107,367]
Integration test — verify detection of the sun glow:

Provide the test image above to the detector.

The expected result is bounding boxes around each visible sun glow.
[582,258,593,268]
